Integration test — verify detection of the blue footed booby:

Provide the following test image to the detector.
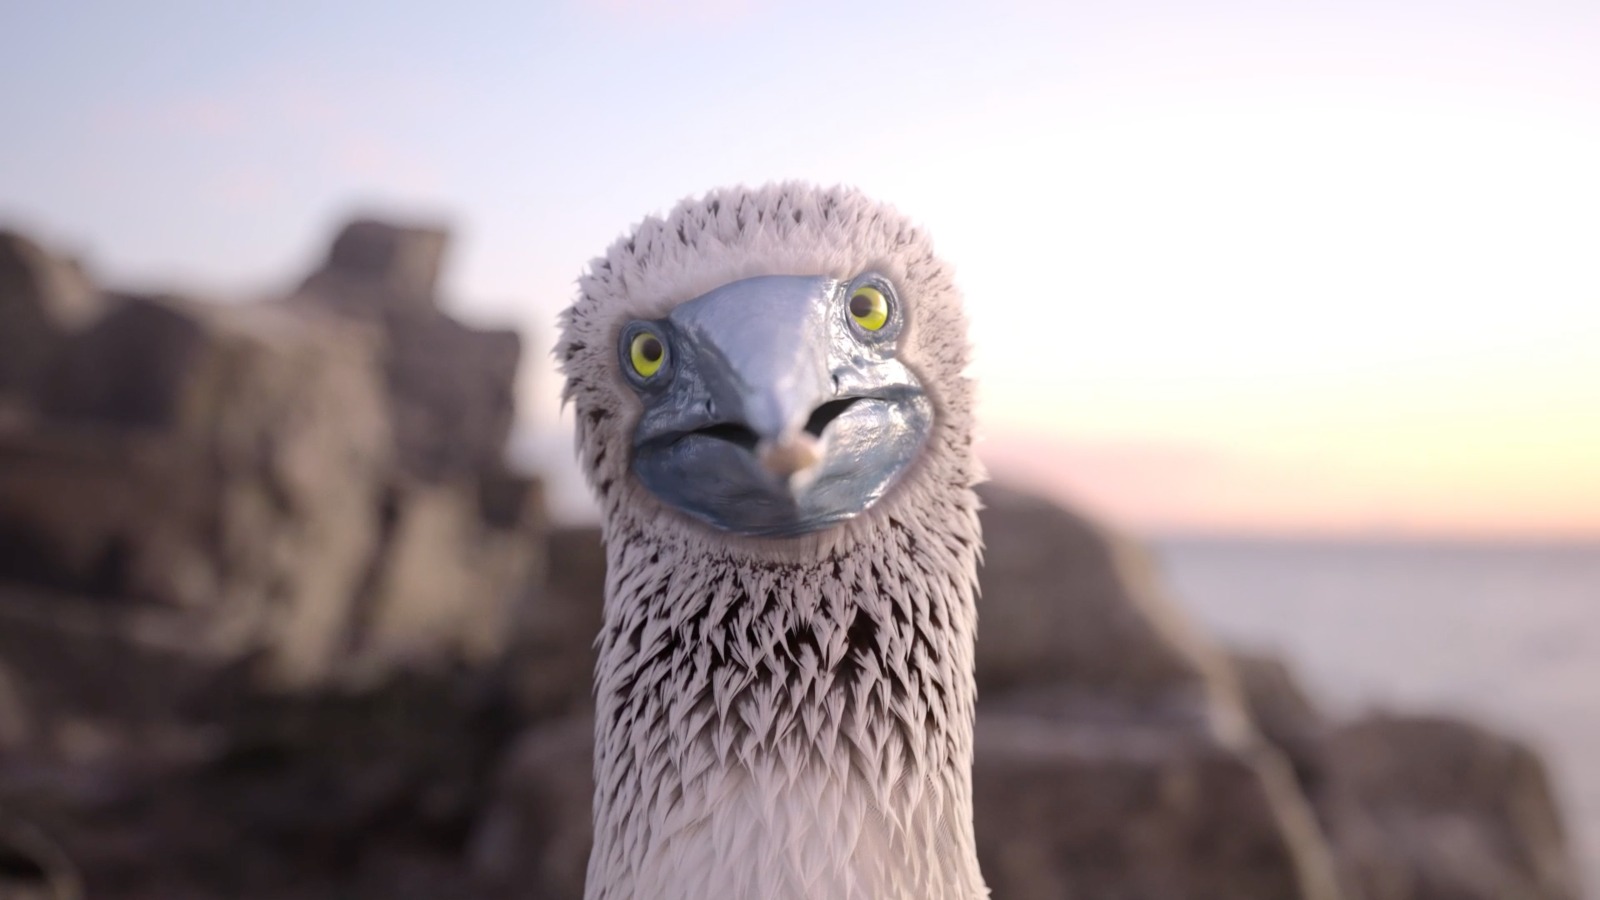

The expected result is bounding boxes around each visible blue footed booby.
[558,183,988,899]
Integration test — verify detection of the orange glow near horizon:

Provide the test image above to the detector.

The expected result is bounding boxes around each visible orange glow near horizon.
[982,432,1600,539]
[975,340,1600,537]
[854,92,1600,539]
[975,338,1600,537]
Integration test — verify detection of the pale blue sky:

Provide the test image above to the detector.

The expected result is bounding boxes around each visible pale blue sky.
[4,0,1599,533]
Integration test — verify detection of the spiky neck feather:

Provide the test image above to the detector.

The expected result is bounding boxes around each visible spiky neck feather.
[586,473,986,899]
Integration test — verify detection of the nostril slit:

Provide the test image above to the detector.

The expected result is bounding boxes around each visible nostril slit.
[696,423,760,451]
[690,398,862,450]
[804,398,861,438]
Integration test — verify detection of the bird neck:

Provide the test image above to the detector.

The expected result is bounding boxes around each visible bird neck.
[585,494,987,900]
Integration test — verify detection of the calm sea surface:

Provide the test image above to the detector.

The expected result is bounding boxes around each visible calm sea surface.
[1152,537,1600,897]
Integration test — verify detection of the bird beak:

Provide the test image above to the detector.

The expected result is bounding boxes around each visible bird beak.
[646,274,840,493]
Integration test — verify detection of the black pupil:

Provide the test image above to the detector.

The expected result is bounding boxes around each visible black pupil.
[850,292,875,319]
[639,335,662,363]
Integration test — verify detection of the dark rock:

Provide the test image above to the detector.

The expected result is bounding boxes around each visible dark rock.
[1317,714,1580,900]
[0,230,100,399]
[0,668,515,900]
[1228,646,1330,787]
[343,475,546,685]
[296,219,449,318]
[382,313,521,482]
[2,227,541,694]
[34,295,207,430]
[0,295,394,687]
[972,485,1346,898]
[288,219,521,483]
[974,713,1340,900]
[1222,649,1582,899]
[0,658,29,752]
[509,527,605,719]
[0,588,228,761]
[975,483,1246,735]
[0,429,214,605]
[0,222,550,898]
[471,715,594,899]
[0,812,81,900]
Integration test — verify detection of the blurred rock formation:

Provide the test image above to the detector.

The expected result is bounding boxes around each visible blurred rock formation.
[0,221,1581,899]
[288,218,521,483]
[0,230,101,406]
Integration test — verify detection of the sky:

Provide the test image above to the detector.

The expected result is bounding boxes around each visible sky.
[3,0,1598,536]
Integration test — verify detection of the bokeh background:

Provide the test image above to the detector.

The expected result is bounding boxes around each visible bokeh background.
[3,1,1597,897]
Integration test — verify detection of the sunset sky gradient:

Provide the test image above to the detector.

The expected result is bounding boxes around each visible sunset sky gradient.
[3,0,1597,535]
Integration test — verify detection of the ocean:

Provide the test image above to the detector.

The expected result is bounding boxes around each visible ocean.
[1152,537,1600,897]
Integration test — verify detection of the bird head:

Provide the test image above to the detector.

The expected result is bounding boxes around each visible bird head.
[559,183,974,552]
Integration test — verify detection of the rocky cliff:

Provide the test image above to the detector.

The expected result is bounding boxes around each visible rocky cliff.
[0,222,1581,899]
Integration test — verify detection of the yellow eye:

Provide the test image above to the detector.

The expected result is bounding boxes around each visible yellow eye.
[848,284,889,331]
[629,331,665,378]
